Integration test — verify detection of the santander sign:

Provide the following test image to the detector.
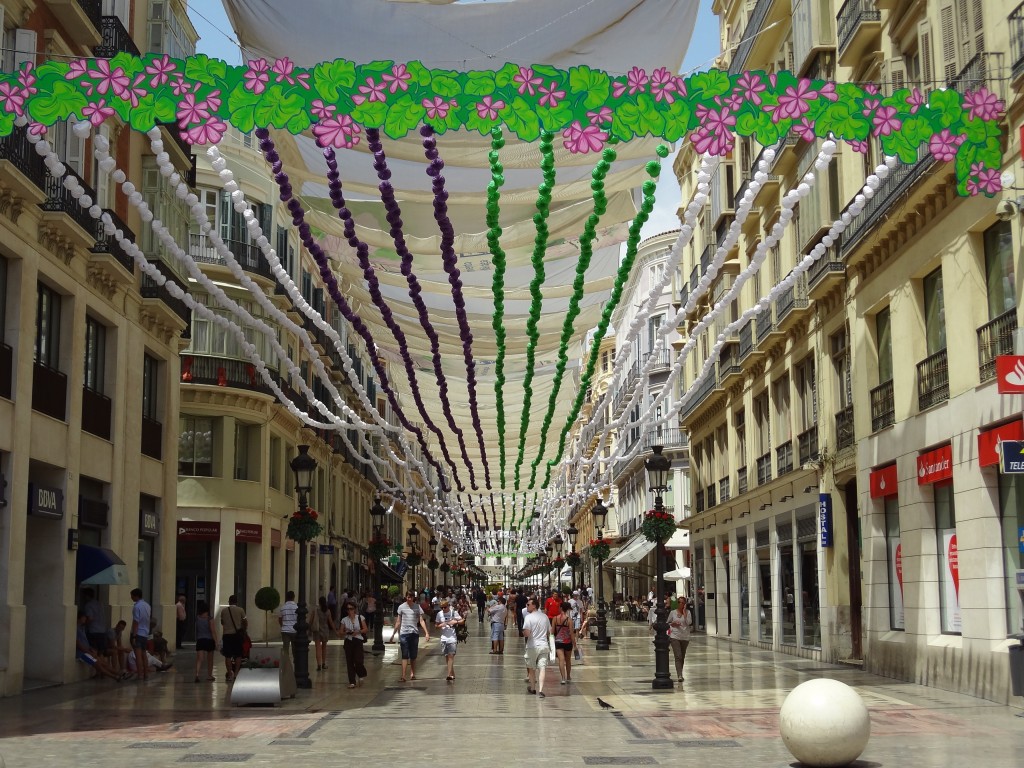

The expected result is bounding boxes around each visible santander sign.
[917,444,952,485]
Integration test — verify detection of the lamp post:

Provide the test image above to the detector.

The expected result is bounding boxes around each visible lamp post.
[369,498,387,654]
[645,444,673,690]
[593,499,611,650]
[566,523,579,591]
[289,445,317,689]
[407,522,420,593]
[441,543,450,591]
[545,543,553,591]
[553,534,564,592]
[428,535,438,593]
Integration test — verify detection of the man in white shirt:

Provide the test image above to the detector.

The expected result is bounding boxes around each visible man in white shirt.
[129,588,152,682]
[522,597,552,698]
[390,591,430,681]
[487,595,508,654]
[435,599,463,682]
[277,591,298,652]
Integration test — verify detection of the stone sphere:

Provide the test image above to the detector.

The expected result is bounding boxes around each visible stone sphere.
[779,678,870,767]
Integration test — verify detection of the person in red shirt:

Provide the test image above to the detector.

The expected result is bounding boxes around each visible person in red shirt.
[544,589,562,620]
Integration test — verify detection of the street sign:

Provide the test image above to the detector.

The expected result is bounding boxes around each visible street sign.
[996,355,1024,394]
[1000,440,1024,474]
[819,494,833,548]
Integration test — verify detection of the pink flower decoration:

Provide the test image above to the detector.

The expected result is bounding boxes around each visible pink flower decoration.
[272,57,297,84]
[864,83,879,95]
[311,99,336,120]
[170,74,191,96]
[974,167,1001,195]
[794,118,816,142]
[538,81,565,108]
[850,139,869,154]
[66,59,90,80]
[176,93,210,126]
[861,98,880,117]
[672,75,688,97]
[618,66,648,98]
[423,96,451,119]
[312,115,361,148]
[928,129,966,162]
[146,55,176,88]
[124,74,147,108]
[205,89,222,112]
[818,82,838,102]
[186,118,227,146]
[872,105,901,137]
[906,88,926,114]
[737,72,766,105]
[963,87,1004,122]
[650,67,677,103]
[586,107,613,125]
[17,64,37,96]
[692,106,736,155]
[244,59,270,94]
[353,77,386,105]
[773,79,817,122]
[513,66,542,96]
[725,92,744,111]
[89,59,130,98]
[28,122,47,136]
[382,64,412,94]
[82,99,115,126]
[0,82,24,115]
[562,120,607,154]
[476,95,505,120]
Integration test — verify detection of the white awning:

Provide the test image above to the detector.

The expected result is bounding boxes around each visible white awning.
[606,531,657,566]
[664,529,691,550]
[663,566,691,580]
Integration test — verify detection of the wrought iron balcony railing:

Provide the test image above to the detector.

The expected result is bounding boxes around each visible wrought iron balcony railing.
[977,309,1018,382]
[917,348,949,411]
[94,14,140,58]
[835,405,855,450]
[870,380,894,432]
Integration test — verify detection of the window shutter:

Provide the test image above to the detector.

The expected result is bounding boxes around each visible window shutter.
[918,20,934,87]
[258,203,272,237]
[882,57,906,91]
[62,118,85,176]
[939,2,959,84]
[13,28,35,70]
[969,0,984,59]
[94,124,110,209]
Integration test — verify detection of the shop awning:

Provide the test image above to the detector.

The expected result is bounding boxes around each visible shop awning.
[664,529,690,550]
[374,559,405,585]
[607,531,657,566]
[663,567,691,580]
[76,545,130,585]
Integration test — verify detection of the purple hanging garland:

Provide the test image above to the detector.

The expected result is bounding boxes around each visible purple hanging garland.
[420,125,491,488]
[254,127,452,492]
[318,134,467,490]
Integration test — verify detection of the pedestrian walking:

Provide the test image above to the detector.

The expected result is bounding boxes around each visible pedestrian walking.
[552,600,575,684]
[667,594,693,683]
[522,597,551,698]
[311,595,335,671]
[338,601,368,687]
[487,594,508,654]
[218,594,247,682]
[435,599,463,682]
[389,591,430,681]
[193,600,217,682]
[175,594,187,649]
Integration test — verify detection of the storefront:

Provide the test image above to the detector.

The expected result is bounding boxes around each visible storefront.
[175,521,220,640]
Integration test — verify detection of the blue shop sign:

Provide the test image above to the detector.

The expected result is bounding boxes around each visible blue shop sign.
[819,493,833,548]
[999,440,1024,474]
[319,544,335,554]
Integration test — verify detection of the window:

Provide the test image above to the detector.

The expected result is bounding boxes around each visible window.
[773,374,791,445]
[35,283,61,369]
[178,415,214,477]
[754,393,770,457]
[831,328,852,408]
[648,314,663,353]
[796,357,816,433]
[148,0,197,59]
[935,483,960,634]
[923,268,946,355]
[234,421,260,481]
[269,436,282,490]
[0,255,8,341]
[999,475,1024,634]
[735,409,746,469]
[876,307,893,384]
[142,354,159,420]
[141,159,190,278]
[984,221,1016,319]
[885,497,905,630]
[83,316,106,393]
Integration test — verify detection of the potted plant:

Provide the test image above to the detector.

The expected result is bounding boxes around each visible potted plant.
[641,508,676,543]
[254,586,280,647]
[589,538,611,561]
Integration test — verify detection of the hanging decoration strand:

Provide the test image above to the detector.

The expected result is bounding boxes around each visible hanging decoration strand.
[513,129,557,491]
[485,127,511,492]
[420,124,491,489]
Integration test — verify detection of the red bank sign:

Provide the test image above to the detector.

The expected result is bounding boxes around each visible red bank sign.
[917,444,953,485]
[996,355,1024,394]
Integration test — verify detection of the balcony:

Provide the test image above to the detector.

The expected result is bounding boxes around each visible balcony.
[729,0,776,75]
[755,305,776,346]
[837,0,881,67]
[751,144,781,205]
[181,354,271,394]
[0,125,48,205]
[807,249,845,298]
[680,364,719,421]
[775,273,809,332]
[756,451,772,486]
[140,262,191,332]
[39,167,97,247]
[776,440,794,476]
[81,386,111,440]
[719,476,731,505]
[46,0,103,46]
[643,427,687,451]
[1012,2,1024,80]
[644,349,671,374]
[950,52,1005,103]
[835,405,855,450]
[611,360,641,416]
[870,380,894,432]
[90,209,135,276]
[32,361,67,421]
[700,243,713,277]
[797,425,818,466]
[0,343,11,400]
[977,309,1018,382]
[917,348,949,411]
[141,416,162,460]
[94,14,140,58]
[189,233,276,282]
[737,466,748,496]
[689,265,699,293]
[719,343,743,384]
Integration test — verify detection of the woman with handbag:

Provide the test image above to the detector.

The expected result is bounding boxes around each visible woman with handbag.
[218,594,247,682]
[338,601,368,688]
[312,596,336,671]
[553,600,575,684]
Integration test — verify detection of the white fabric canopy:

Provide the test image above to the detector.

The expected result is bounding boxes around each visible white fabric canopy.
[606,530,656,565]
[662,566,690,580]
[664,528,690,550]
[220,0,699,503]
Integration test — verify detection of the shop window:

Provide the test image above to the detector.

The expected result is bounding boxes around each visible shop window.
[756,526,772,642]
[797,516,820,647]
[178,415,214,477]
[738,536,749,640]
[999,475,1024,634]
[778,522,796,645]
[886,497,905,630]
[935,483,960,634]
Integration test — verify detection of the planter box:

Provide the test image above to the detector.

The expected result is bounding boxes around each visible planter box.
[229,647,296,706]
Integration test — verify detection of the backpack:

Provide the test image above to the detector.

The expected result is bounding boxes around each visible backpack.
[555,618,573,645]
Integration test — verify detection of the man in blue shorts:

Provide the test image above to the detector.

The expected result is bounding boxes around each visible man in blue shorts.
[389,591,430,681]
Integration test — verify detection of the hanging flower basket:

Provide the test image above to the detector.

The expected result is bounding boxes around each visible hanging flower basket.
[405,552,422,568]
[439,561,451,573]
[286,508,322,542]
[368,537,391,561]
[641,508,676,543]
[427,558,440,571]
[589,538,611,561]
[552,557,565,570]
[565,552,582,568]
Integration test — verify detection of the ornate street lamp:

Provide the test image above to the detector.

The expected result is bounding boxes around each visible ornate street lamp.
[566,523,579,590]
[368,497,387,654]
[440,543,450,590]
[428,534,439,592]
[544,543,553,591]
[593,499,611,651]
[288,445,317,689]
[407,522,420,593]
[645,444,673,690]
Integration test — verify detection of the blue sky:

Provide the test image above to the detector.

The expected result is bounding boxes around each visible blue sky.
[186,0,722,234]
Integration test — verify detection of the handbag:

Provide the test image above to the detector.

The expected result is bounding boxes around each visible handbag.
[241,632,252,657]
